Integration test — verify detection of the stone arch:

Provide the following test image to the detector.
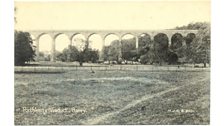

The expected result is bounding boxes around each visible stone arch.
[87,33,103,51]
[36,33,52,40]
[70,33,85,41]
[104,33,120,46]
[54,33,70,52]
[38,33,53,61]
[54,33,68,40]
[120,33,135,39]
[38,33,52,51]
[87,33,100,41]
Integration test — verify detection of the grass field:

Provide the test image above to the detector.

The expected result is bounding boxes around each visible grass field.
[14,67,210,125]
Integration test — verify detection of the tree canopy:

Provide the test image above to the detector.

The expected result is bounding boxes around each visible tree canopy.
[187,24,210,67]
[138,34,151,48]
[153,33,169,64]
[174,22,210,30]
[171,33,183,50]
[121,38,137,61]
[56,43,99,66]
[108,40,121,62]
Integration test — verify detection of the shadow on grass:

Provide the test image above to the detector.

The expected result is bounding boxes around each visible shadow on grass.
[14,71,65,74]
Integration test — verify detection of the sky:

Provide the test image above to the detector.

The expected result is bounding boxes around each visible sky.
[15,0,210,52]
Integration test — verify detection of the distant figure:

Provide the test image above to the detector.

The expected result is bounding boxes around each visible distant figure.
[178,65,180,68]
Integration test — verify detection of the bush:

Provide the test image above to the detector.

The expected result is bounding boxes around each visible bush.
[140,55,150,64]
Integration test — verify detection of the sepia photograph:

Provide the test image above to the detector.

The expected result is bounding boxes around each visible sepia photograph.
[14,0,210,125]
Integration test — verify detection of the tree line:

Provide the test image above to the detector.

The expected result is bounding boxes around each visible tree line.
[100,22,210,67]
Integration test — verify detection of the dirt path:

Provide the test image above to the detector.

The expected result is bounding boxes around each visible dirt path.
[82,77,209,125]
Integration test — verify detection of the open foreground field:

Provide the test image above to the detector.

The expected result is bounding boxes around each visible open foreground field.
[14,67,210,125]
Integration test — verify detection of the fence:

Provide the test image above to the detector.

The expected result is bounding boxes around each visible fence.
[15,65,210,73]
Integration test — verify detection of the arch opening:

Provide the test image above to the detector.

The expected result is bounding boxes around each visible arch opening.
[55,34,70,52]
[87,34,103,51]
[71,34,86,51]
[38,34,52,61]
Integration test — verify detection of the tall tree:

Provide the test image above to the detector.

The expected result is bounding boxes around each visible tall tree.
[108,40,121,62]
[15,31,35,66]
[102,46,110,61]
[191,24,210,67]
[180,22,211,66]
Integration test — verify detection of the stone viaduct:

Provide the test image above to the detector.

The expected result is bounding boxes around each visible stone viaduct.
[27,29,198,62]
